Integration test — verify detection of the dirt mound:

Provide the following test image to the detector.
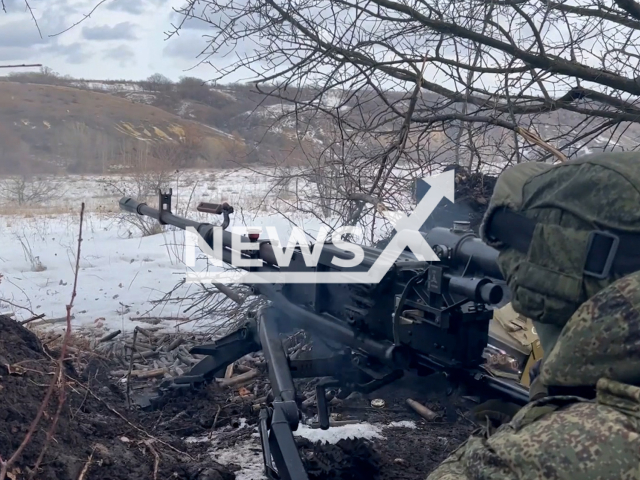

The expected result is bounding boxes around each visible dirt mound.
[141,381,261,438]
[298,438,381,479]
[0,315,234,480]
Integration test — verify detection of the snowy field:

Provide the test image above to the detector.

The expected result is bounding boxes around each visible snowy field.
[0,167,400,339]
[0,168,337,336]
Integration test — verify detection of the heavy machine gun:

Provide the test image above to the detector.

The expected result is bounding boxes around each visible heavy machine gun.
[119,190,529,480]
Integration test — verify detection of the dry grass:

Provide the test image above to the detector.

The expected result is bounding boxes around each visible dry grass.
[0,82,244,175]
[0,82,212,133]
[0,205,88,217]
[0,203,120,218]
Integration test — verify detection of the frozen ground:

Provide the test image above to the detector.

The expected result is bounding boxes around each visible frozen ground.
[0,169,338,336]
[188,419,418,480]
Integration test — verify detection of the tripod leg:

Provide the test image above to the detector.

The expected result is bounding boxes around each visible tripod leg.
[258,306,299,425]
[176,320,261,384]
[269,404,308,480]
[256,306,308,479]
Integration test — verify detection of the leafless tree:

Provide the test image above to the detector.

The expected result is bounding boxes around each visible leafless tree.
[145,73,174,92]
[100,143,178,236]
[165,0,640,234]
[0,176,59,206]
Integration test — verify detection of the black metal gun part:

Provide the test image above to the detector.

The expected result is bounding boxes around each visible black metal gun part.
[119,190,529,480]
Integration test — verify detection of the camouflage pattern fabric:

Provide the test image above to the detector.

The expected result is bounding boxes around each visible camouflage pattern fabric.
[426,271,640,480]
[427,381,640,480]
[541,270,640,388]
[478,153,640,353]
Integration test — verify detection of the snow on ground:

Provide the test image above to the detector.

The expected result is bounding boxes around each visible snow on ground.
[1,213,194,333]
[295,422,384,442]
[388,420,417,429]
[0,165,417,337]
[177,100,194,117]
[70,81,145,92]
[0,169,329,337]
[211,88,237,102]
[124,92,157,105]
[201,123,236,139]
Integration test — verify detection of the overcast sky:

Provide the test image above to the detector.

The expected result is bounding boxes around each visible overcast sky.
[0,0,242,82]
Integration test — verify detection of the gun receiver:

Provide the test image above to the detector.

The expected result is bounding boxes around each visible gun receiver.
[119,191,528,480]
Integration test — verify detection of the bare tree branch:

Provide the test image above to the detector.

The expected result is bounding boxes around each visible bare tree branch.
[49,0,110,37]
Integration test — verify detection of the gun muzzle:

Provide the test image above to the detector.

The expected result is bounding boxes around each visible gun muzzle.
[447,276,504,305]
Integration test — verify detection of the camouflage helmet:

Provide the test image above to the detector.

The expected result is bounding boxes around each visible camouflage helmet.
[540,270,640,387]
[480,152,640,354]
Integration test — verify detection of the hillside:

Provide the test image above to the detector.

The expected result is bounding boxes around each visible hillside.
[1,71,639,175]
[0,81,250,174]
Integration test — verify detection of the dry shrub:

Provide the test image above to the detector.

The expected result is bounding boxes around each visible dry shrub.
[102,145,179,237]
[0,176,60,206]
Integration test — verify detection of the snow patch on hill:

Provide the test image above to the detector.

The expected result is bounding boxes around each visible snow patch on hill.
[124,92,156,104]
[70,81,145,92]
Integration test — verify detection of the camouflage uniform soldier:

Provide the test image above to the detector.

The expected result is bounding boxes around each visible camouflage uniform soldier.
[427,153,640,480]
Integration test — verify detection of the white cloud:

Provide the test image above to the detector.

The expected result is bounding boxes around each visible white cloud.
[82,21,138,40]
[0,0,252,82]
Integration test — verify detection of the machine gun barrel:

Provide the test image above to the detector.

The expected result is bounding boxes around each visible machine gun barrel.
[120,197,206,231]
[119,194,281,267]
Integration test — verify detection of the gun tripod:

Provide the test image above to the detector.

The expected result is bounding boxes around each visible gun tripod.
[146,306,403,480]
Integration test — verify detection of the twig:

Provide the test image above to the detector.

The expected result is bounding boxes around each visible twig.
[144,440,160,480]
[72,379,192,458]
[126,328,139,409]
[30,203,85,479]
[49,0,109,37]
[77,447,95,480]
[20,314,45,325]
[66,346,110,361]
[72,388,90,421]
[29,316,74,327]
[514,127,567,162]
[130,316,187,321]
[0,298,39,318]
[209,404,222,439]
[216,369,258,387]
[23,0,42,38]
[456,409,478,427]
